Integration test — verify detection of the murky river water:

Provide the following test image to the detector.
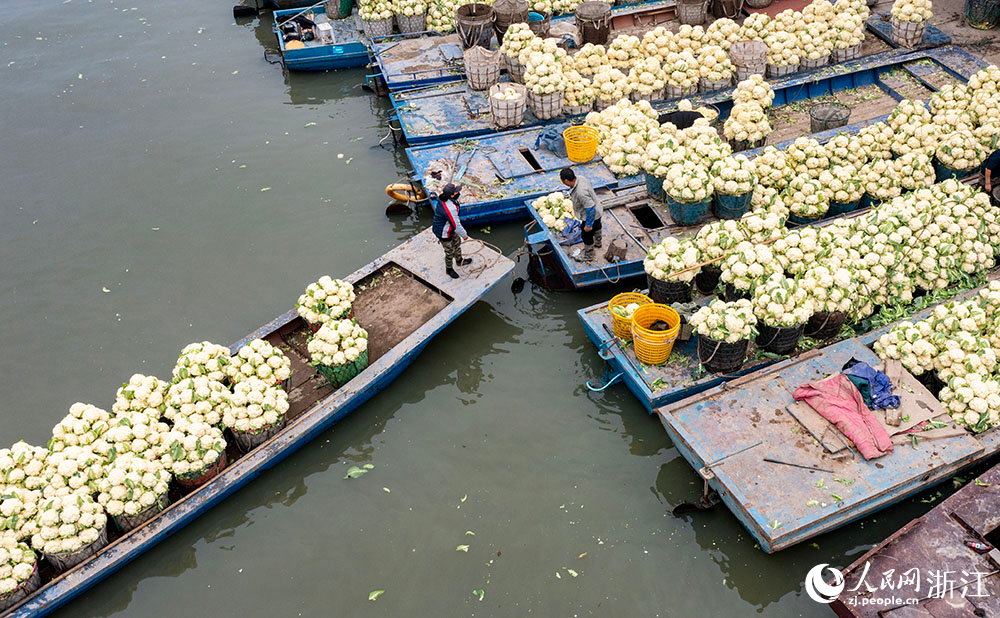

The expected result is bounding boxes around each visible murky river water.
[0,1,966,615]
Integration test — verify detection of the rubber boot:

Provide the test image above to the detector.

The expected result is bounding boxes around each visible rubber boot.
[446,267,460,279]
[594,227,603,249]
[582,244,595,262]
[459,258,473,265]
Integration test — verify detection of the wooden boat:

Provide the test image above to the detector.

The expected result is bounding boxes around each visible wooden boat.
[831,462,1000,616]
[637,276,1000,554]
[271,7,369,71]
[402,45,984,226]
[3,229,514,617]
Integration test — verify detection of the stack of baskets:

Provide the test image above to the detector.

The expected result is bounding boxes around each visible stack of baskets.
[729,41,766,81]
[464,46,502,91]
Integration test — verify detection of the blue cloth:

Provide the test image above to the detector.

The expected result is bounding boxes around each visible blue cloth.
[534,124,569,159]
[557,218,583,246]
[842,362,900,410]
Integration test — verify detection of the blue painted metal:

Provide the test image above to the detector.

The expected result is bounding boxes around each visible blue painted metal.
[866,12,953,50]
[272,8,369,71]
[6,229,514,618]
[371,0,677,91]
[656,336,987,553]
[404,129,619,224]
[393,45,978,147]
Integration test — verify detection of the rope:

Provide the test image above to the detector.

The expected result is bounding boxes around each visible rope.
[594,258,622,284]
[460,237,504,279]
[697,338,723,368]
[803,311,834,338]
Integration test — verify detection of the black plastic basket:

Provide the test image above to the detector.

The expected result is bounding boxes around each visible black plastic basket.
[695,264,722,295]
[756,323,803,355]
[803,311,846,340]
[809,103,851,133]
[721,283,750,302]
[965,0,1000,29]
[697,335,749,374]
[647,274,693,304]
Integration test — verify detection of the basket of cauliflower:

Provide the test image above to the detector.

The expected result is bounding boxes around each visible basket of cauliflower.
[691,299,758,374]
[608,292,653,340]
[752,274,811,354]
[644,237,702,304]
[523,38,567,119]
[394,0,428,33]
[890,0,932,47]
[663,161,714,226]
[489,83,528,128]
[935,129,987,180]
[710,155,756,219]
[0,534,40,611]
[360,0,395,38]
[308,318,371,389]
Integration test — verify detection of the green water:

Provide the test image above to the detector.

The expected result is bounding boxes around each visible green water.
[1,2,949,616]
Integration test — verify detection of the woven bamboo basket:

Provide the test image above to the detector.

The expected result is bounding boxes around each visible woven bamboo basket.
[113,493,170,533]
[489,83,528,128]
[594,97,616,110]
[800,55,829,70]
[563,102,594,116]
[464,46,502,91]
[744,0,770,7]
[44,526,109,573]
[362,17,394,38]
[504,54,526,84]
[395,12,427,33]
[0,564,41,611]
[230,418,288,453]
[527,89,565,120]
[766,62,799,78]
[699,76,732,93]
[664,84,697,99]
[832,43,862,62]
[890,17,926,48]
[676,0,707,24]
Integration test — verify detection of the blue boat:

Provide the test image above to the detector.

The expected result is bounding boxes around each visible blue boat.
[404,128,620,224]
[392,44,979,146]
[404,44,986,226]
[272,7,369,71]
[4,229,514,617]
[370,0,678,91]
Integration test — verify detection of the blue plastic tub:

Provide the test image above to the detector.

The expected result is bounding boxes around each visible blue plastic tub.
[645,173,665,202]
[934,159,977,182]
[666,195,711,226]
[828,199,860,217]
[713,192,752,220]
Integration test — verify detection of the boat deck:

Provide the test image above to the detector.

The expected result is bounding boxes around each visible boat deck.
[273,8,368,70]
[656,335,991,553]
[371,0,677,91]
[405,128,619,224]
[831,464,1000,616]
[5,229,514,618]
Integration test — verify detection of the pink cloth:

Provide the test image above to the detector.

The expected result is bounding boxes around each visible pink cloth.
[793,374,894,460]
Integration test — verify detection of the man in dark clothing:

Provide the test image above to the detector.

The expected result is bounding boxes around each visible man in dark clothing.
[985,149,1000,195]
[560,167,603,262]
[432,183,472,279]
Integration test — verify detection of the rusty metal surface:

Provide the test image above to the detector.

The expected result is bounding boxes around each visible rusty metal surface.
[832,465,1000,617]
[4,228,514,618]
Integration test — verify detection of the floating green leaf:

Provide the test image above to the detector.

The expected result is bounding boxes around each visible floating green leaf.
[456,545,469,552]
[805,500,819,507]
[975,478,991,487]
[344,466,368,479]
[567,569,578,578]
[368,590,384,601]
[473,588,484,601]
[832,494,844,502]
[465,531,475,536]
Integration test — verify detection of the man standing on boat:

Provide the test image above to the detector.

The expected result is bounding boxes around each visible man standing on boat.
[561,167,603,262]
[985,147,1000,198]
[432,183,472,279]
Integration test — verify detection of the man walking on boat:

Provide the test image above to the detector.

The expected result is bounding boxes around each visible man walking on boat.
[432,183,472,279]
[561,167,603,262]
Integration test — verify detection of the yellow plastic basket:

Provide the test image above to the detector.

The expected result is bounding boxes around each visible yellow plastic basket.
[564,125,599,163]
[631,304,681,366]
[609,292,653,340]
